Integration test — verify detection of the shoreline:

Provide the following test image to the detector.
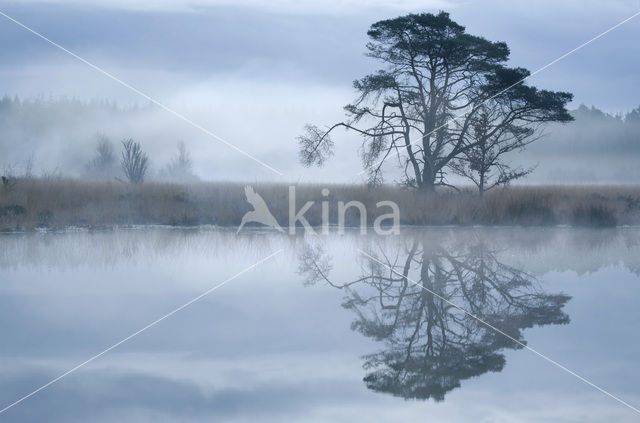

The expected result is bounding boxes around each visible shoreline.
[2,178,640,231]
[3,224,640,236]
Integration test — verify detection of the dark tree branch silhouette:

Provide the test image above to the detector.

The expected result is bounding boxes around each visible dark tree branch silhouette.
[298,12,572,190]
[120,138,149,184]
[85,134,117,180]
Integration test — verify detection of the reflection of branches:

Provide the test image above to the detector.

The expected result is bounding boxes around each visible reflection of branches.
[298,238,570,401]
[297,242,405,290]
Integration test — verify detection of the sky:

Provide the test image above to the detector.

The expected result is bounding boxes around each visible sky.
[0,0,639,182]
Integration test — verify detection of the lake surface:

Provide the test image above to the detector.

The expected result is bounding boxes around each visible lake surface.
[1,227,639,422]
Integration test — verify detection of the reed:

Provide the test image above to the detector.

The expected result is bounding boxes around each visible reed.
[1,178,638,231]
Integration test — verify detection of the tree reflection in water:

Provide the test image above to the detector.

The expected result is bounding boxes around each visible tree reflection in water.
[298,237,571,401]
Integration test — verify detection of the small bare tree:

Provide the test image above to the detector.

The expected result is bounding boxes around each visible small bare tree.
[121,138,149,184]
[22,155,35,179]
[450,106,537,195]
[158,141,198,182]
[450,68,573,195]
[85,134,117,179]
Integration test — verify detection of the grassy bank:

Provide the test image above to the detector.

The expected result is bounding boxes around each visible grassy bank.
[1,178,639,231]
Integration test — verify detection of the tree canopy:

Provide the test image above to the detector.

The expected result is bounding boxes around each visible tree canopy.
[299,11,573,191]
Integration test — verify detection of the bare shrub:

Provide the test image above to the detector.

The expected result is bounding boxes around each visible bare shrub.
[157,141,199,183]
[121,139,149,184]
[85,135,118,180]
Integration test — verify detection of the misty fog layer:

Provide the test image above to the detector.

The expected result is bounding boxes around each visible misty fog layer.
[1,97,638,183]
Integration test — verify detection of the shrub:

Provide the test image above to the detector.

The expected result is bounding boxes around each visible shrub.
[121,139,149,184]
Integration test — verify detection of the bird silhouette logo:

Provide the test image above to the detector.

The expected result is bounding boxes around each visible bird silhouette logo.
[237,186,285,233]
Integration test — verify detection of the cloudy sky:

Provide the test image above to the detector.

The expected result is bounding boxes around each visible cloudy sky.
[0,0,638,182]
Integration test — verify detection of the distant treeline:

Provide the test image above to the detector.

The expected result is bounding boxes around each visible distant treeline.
[534,104,640,155]
[0,96,149,138]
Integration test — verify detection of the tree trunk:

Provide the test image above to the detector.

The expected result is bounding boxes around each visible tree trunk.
[421,178,435,191]
[421,163,436,192]
[478,139,487,197]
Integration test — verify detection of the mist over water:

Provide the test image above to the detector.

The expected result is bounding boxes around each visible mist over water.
[1,227,639,422]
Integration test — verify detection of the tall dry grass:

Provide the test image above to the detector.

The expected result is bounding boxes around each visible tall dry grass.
[1,178,639,231]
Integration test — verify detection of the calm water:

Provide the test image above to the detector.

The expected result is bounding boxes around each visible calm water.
[0,227,639,422]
